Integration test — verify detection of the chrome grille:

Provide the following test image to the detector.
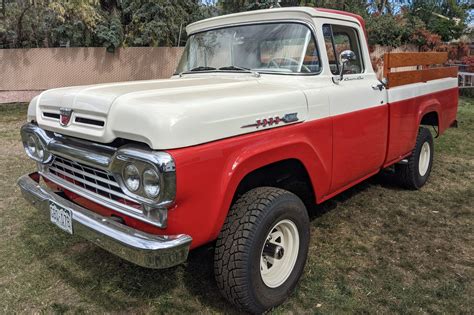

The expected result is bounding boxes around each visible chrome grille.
[47,155,140,209]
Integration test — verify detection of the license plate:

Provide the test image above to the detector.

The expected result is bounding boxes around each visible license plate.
[49,201,73,234]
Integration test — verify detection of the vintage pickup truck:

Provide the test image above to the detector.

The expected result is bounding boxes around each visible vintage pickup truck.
[18,7,458,313]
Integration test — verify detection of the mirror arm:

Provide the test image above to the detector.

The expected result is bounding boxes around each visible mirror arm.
[339,62,345,81]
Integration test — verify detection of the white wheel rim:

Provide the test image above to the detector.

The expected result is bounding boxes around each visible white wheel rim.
[260,219,299,288]
[418,142,431,177]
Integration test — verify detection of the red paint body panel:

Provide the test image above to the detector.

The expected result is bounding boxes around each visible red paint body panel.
[166,118,333,247]
[385,87,458,164]
[330,105,389,192]
[44,88,458,250]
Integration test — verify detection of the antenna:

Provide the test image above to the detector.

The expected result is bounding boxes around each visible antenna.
[177,23,183,47]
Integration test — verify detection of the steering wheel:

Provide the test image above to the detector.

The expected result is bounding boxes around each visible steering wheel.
[266,57,311,73]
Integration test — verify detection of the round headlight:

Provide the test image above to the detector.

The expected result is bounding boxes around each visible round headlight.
[123,163,140,192]
[36,140,44,160]
[26,134,37,158]
[143,168,160,198]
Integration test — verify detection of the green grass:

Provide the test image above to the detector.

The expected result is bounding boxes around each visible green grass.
[0,99,473,313]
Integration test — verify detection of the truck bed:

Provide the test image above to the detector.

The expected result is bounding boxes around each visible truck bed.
[383,52,458,166]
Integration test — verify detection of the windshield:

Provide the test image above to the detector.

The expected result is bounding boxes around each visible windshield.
[176,23,320,75]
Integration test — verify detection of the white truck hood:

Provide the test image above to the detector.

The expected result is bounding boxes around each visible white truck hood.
[34,76,308,149]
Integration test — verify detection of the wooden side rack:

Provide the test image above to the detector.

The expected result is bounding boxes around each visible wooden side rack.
[383,52,458,89]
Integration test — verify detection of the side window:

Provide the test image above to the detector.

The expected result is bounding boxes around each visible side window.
[322,24,364,75]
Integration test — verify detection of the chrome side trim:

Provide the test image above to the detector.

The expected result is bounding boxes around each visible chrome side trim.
[18,173,191,269]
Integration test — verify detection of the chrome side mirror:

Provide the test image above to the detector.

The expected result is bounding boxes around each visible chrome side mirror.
[338,50,356,81]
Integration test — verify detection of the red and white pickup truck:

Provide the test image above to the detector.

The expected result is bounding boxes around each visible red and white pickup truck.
[18,7,458,313]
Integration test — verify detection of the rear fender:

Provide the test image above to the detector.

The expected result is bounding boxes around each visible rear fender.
[418,99,440,128]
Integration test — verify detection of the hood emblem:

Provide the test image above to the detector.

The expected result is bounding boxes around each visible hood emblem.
[59,108,73,127]
[241,113,299,129]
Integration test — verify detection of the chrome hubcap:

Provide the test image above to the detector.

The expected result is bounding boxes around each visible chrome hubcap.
[418,142,431,176]
[260,219,299,288]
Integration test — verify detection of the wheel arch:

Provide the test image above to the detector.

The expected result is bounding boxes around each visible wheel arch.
[419,110,439,129]
[210,140,330,241]
[417,98,441,133]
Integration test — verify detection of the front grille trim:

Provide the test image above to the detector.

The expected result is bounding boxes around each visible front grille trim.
[48,166,134,202]
[44,154,144,216]
[52,159,120,188]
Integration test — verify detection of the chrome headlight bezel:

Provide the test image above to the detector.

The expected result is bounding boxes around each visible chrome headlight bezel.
[110,147,176,207]
[20,124,53,164]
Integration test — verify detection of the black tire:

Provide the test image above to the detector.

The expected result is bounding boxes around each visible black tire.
[395,127,434,189]
[214,187,310,314]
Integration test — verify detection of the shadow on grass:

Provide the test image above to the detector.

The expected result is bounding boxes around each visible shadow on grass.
[18,208,235,312]
[17,173,403,313]
[307,169,404,220]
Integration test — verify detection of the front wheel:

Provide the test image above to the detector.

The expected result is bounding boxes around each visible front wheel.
[214,187,310,314]
[395,127,434,189]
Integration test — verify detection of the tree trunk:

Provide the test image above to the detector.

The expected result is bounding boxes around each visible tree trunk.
[17,4,32,47]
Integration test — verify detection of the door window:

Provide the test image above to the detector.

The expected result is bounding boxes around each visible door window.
[322,24,364,75]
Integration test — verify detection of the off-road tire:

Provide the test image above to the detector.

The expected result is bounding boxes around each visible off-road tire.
[395,127,434,189]
[214,187,310,314]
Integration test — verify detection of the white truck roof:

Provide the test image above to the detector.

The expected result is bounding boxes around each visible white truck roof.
[186,7,363,35]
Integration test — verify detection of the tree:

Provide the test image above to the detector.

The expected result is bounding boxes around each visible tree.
[121,0,202,47]
[404,0,470,41]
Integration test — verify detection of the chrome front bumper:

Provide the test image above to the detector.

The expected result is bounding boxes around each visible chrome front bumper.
[17,173,192,269]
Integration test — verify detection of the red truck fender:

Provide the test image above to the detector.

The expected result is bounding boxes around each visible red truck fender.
[169,121,333,247]
[418,100,440,131]
[211,140,327,240]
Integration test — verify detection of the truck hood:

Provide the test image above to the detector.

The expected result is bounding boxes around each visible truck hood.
[34,76,308,149]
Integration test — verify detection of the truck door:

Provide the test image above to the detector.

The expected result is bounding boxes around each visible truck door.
[322,23,388,193]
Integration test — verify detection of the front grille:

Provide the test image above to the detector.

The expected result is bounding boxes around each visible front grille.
[41,110,105,128]
[47,155,140,209]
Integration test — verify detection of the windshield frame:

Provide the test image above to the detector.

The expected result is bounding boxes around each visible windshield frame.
[175,20,323,77]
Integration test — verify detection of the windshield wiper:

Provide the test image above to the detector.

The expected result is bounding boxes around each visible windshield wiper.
[190,66,217,72]
[179,65,260,77]
[178,66,217,77]
[218,65,260,77]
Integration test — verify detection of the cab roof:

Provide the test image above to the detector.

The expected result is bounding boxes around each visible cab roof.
[186,7,365,35]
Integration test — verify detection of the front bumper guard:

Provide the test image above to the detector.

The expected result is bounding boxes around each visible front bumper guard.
[17,173,192,269]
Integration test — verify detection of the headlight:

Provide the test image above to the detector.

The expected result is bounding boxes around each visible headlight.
[21,131,51,163]
[123,163,140,192]
[110,147,176,206]
[26,134,37,157]
[143,168,160,198]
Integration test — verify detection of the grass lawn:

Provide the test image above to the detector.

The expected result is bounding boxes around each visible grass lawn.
[0,99,473,314]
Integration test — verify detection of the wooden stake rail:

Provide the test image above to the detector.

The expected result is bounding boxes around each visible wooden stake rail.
[383,52,458,89]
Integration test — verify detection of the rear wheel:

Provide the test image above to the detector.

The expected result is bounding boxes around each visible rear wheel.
[214,187,310,314]
[395,127,434,189]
